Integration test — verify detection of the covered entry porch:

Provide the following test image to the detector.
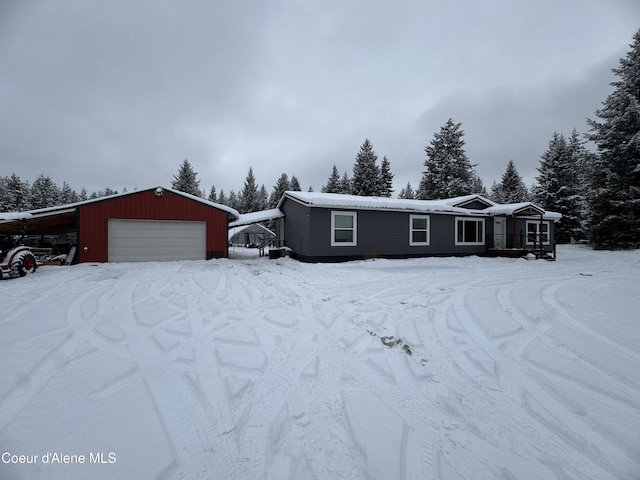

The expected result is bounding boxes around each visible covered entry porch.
[487,204,560,260]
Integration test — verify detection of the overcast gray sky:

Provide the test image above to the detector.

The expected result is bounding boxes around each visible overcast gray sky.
[1,1,639,198]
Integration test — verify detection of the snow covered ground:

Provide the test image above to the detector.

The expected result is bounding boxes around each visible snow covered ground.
[1,245,639,480]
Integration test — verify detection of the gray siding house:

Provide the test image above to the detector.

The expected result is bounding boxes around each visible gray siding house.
[274,192,561,262]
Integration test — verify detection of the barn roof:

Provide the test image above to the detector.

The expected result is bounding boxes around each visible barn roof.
[0,186,240,235]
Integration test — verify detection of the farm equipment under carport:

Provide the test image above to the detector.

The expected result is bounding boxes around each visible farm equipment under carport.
[0,246,37,279]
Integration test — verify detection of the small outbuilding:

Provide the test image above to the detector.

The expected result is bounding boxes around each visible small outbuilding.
[228,223,276,247]
[0,187,239,263]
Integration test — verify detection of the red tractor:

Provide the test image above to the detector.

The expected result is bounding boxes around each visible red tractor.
[0,246,37,280]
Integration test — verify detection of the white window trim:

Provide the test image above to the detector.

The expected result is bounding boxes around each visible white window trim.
[455,217,485,246]
[331,211,357,246]
[409,215,430,246]
[525,220,550,245]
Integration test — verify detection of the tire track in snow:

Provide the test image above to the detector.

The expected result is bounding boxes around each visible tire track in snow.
[0,284,108,432]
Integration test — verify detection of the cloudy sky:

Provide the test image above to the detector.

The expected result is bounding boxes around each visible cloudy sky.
[1,1,639,198]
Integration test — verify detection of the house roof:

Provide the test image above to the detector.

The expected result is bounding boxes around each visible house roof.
[485,202,562,220]
[444,194,497,209]
[0,186,240,235]
[280,191,491,216]
[279,191,562,220]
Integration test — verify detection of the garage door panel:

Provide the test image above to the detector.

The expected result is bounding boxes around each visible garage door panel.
[108,219,206,262]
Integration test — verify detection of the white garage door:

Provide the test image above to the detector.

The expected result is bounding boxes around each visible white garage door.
[108,219,206,262]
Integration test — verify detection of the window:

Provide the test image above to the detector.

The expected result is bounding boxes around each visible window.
[410,215,430,245]
[455,217,485,245]
[526,221,549,245]
[331,211,357,246]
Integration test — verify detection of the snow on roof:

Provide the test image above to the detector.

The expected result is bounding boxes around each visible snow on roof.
[280,192,563,220]
[441,194,497,208]
[0,211,33,221]
[485,203,562,220]
[281,191,488,215]
[1,186,240,221]
[228,223,276,240]
[229,208,284,227]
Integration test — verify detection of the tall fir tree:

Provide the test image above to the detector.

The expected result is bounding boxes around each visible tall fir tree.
[240,167,260,213]
[269,173,290,208]
[4,173,31,211]
[398,181,415,199]
[258,184,269,211]
[322,165,341,193]
[59,181,78,205]
[339,172,352,194]
[0,176,9,211]
[418,119,475,199]
[563,129,589,240]
[208,185,217,203]
[227,190,239,211]
[535,131,586,243]
[586,30,640,248]
[172,159,201,197]
[470,173,488,197]
[352,139,380,196]
[491,160,529,203]
[218,189,227,206]
[289,175,301,192]
[379,156,394,197]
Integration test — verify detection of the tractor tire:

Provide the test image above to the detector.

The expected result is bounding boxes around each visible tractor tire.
[11,251,37,277]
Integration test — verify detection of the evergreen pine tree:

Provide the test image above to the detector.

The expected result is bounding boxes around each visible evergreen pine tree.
[586,29,640,248]
[5,173,31,211]
[339,172,352,194]
[60,181,78,205]
[289,175,301,192]
[470,173,488,197]
[352,139,380,196]
[535,132,587,243]
[218,189,227,206]
[490,181,505,203]
[78,187,88,201]
[379,156,394,197]
[398,182,415,199]
[322,165,341,193]
[258,184,268,211]
[269,173,290,208]
[0,176,9,211]
[227,190,239,211]
[240,167,260,213]
[493,160,529,203]
[535,133,566,208]
[563,129,589,241]
[418,119,475,199]
[208,185,217,203]
[172,159,201,197]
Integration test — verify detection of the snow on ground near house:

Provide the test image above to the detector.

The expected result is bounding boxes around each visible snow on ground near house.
[1,246,639,480]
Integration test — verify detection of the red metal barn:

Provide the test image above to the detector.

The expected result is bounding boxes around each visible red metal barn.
[77,187,237,263]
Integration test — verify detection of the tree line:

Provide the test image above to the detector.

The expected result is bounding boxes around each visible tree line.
[2,30,639,249]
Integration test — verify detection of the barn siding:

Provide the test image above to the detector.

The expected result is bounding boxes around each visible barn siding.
[78,189,229,262]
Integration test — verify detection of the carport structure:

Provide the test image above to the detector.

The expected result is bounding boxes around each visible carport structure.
[0,187,239,263]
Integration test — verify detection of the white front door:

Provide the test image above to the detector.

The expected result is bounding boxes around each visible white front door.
[494,217,506,249]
